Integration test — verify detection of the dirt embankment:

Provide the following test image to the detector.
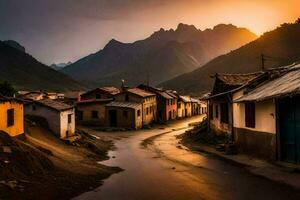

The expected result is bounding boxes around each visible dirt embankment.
[0,120,121,200]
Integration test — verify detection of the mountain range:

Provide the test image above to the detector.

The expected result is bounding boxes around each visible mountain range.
[0,41,85,91]
[159,20,300,96]
[50,62,72,71]
[62,23,257,87]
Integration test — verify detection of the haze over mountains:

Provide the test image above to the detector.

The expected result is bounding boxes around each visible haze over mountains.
[62,23,257,87]
[0,41,84,91]
[160,20,300,95]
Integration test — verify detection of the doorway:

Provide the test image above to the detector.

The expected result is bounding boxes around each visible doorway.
[109,110,118,127]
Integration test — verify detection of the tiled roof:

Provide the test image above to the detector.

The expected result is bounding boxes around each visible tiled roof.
[36,99,74,111]
[106,101,141,109]
[100,87,120,95]
[235,64,300,102]
[127,88,155,97]
[216,73,261,86]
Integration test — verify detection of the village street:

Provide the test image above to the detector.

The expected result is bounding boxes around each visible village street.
[73,116,300,200]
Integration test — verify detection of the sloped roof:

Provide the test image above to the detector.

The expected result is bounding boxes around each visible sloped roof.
[0,94,24,103]
[179,95,191,102]
[77,98,113,104]
[36,99,74,111]
[127,88,155,97]
[235,64,300,102]
[157,91,174,99]
[216,73,261,86]
[106,101,141,109]
[82,87,120,96]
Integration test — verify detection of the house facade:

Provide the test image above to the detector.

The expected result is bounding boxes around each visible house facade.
[137,85,177,123]
[114,88,156,126]
[177,96,192,118]
[207,73,260,139]
[0,96,24,137]
[25,99,75,139]
[105,101,143,129]
[76,99,113,126]
[233,64,300,162]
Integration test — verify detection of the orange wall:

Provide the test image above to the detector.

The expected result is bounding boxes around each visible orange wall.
[0,101,24,137]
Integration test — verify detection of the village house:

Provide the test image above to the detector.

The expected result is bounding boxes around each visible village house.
[0,95,24,137]
[105,101,143,129]
[191,98,202,116]
[177,95,192,118]
[19,91,46,100]
[232,63,300,162]
[206,72,261,140]
[137,84,177,123]
[76,98,113,126]
[113,88,157,126]
[80,87,120,101]
[25,99,75,139]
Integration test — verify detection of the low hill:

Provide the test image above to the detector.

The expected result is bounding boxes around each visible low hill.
[0,41,85,91]
[62,23,257,87]
[160,20,300,95]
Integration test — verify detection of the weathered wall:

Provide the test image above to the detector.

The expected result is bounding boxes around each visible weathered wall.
[166,99,177,120]
[234,127,276,160]
[233,99,276,134]
[209,101,232,136]
[25,104,61,137]
[77,103,106,126]
[105,106,142,129]
[0,101,24,137]
[115,93,156,125]
[60,109,76,138]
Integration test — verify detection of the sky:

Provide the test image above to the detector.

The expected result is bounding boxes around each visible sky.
[0,0,299,65]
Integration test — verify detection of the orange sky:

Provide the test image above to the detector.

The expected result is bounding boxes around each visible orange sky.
[0,0,299,64]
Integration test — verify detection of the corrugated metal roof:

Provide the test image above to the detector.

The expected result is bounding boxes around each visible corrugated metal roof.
[235,64,300,102]
[36,99,74,111]
[106,101,141,109]
[127,88,155,97]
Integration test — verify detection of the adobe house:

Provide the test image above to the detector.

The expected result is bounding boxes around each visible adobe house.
[76,98,113,126]
[233,63,300,162]
[114,88,157,126]
[80,87,120,101]
[0,95,24,137]
[207,73,261,140]
[105,101,143,129]
[137,84,177,123]
[191,98,202,116]
[25,99,75,139]
[177,96,192,118]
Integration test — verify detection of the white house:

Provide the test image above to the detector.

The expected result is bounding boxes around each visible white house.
[25,99,75,139]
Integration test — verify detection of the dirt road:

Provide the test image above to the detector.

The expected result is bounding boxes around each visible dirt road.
[74,116,300,200]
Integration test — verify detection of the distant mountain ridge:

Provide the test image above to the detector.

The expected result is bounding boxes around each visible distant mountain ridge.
[159,20,300,95]
[0,40,85,91]
[62,23,257,87]
[50,62,72,71]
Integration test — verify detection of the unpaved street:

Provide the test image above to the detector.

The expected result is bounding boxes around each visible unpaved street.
[74,116,300,200]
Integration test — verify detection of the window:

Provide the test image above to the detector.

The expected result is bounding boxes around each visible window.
[77,111,83,120]
[215,105,219,118]
[146,107,149,115]
[95,94,101,99]
[137,110,141,117]
[7,109,14,127]
[245,102,255,128]
[123,110,128,118]
[68,114,72,124]
[92,111,99,119]
[220,103,229,123]
[125,94,129,101]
